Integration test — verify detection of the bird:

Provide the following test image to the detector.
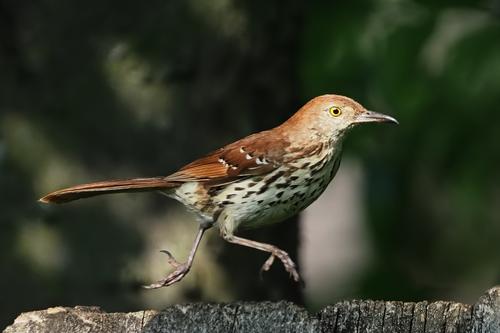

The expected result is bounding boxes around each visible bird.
[39,94,398,289]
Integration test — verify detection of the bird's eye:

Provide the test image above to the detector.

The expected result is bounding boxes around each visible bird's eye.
[329,107,342,117]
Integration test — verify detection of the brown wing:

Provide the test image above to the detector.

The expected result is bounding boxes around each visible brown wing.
[165,130,289,184]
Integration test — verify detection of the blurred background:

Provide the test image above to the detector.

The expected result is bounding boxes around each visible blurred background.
[1,0,500,329]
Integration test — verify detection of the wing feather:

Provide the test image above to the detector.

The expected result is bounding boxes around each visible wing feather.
[165,130,288,184]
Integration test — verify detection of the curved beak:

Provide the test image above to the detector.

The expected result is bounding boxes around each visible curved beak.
[356,110,399,125]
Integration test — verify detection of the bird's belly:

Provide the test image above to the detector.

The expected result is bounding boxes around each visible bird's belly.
[230,189,317,230]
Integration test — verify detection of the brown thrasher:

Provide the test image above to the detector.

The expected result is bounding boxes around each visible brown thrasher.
[40,94,398,289]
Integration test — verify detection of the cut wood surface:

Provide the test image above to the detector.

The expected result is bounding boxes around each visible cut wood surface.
[4,286,500,333]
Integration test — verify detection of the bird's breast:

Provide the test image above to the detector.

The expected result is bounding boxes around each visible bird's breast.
[168,146,342,234]
[217,148,342,232]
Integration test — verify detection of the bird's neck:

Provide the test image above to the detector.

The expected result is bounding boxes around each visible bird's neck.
[272,124,344,167]
[278,120,346,151]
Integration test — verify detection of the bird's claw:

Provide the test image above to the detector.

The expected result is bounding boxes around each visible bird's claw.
[159,249,182,268]
[142,250,190,289]
[259,254,275,280]
[142,262,190,289]
[260,254,276,273]
[259,250,303,285]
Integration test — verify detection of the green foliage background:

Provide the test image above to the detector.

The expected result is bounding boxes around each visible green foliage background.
[1,0,499,329]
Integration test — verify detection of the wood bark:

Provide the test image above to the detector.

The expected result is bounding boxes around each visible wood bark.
[5,286,500,333]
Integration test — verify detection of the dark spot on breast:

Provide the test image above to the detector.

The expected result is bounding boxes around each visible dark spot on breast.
[290,185,299,190]
[234,187,244,191]
[310,159,324,170]
[248,182,257,187]
[276,191,284,198]
[258,170,286,194]
[221,200,234,205]
[301,162,310,168]
[275,183,289,189]
[329,158,341,179]
[243,191,256,199]
[310,167,322,176]
[268,201,277,206]
[257,200,263,204]
[226,194,236,199]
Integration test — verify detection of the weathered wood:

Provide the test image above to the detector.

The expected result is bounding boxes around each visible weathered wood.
[4,287,500,333]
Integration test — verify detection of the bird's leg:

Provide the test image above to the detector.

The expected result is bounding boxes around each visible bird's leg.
[222,233,301,283]
[143,224,210,289]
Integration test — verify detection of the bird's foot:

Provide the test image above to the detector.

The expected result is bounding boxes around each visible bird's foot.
[260,248,302,284]
[142,250,191,289]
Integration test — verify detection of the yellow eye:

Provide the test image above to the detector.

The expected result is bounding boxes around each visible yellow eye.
[329,107,342,117]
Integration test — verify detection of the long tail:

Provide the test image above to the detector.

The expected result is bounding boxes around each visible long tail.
[39,177,177,204]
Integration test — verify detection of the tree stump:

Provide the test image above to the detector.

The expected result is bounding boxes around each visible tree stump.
[4,286,500,332]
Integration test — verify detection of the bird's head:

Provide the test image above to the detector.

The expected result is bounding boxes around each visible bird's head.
[285,94,398,140]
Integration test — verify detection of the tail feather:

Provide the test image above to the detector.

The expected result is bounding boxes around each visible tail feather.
[39,177,177,204]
